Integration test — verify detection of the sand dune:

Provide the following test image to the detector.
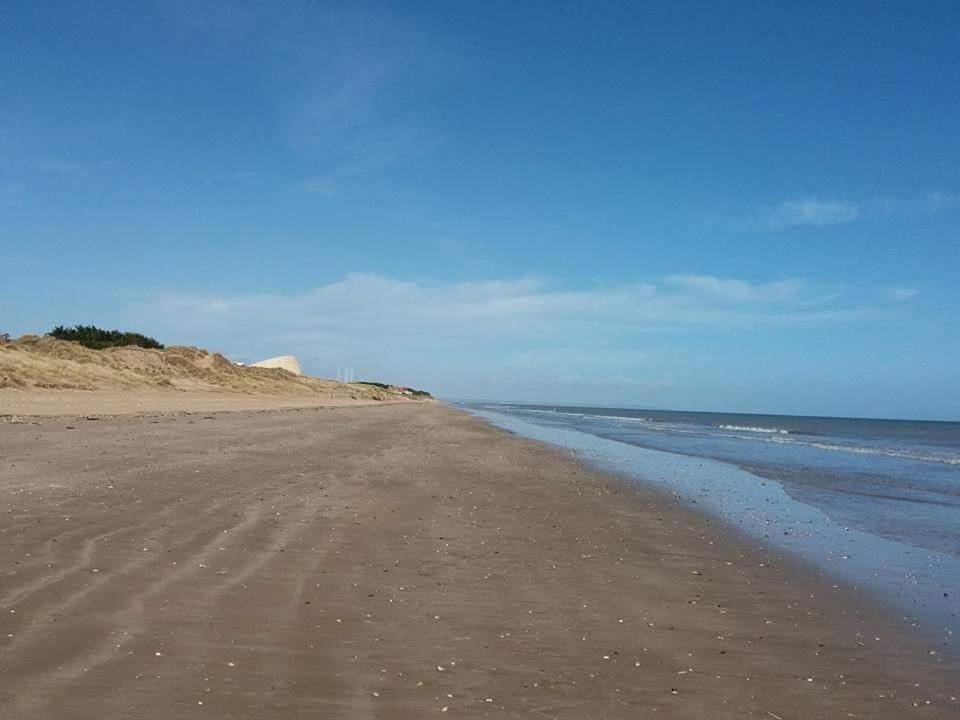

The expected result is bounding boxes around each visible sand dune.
[0,336,427,414]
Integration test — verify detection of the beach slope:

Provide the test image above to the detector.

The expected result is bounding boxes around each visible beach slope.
[0,403,955,718]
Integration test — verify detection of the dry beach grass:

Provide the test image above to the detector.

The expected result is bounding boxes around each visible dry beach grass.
[0,336,425,416]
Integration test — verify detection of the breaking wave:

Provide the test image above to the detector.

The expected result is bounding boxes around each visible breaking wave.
[766,436,960,465]
[716,424,790,435]
[476,405,960,467]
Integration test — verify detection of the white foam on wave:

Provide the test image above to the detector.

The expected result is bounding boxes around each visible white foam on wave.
[521,408,655,423]
[500,407,960,467]
[716,424,790,435]
[765,435,960,465]
[585,413,654,423]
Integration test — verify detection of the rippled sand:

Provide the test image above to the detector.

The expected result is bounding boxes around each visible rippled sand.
[1,403,956,718]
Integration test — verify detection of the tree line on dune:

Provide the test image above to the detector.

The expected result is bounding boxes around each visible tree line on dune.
[356,380,432,398]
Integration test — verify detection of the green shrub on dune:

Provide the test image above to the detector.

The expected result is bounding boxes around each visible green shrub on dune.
[48,324,164,350]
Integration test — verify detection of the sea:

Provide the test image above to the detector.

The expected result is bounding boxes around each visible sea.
[458,402,960,650]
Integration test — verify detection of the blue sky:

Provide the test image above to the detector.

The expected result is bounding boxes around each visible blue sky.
[2,1,958,419]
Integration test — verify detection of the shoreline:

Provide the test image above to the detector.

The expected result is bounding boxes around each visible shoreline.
[465,405,959,653]
[1,402,956,717]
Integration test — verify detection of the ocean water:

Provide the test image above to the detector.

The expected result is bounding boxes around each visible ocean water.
[459,403,960,650]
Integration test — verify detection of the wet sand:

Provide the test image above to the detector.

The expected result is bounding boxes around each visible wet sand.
[1,403,956,718]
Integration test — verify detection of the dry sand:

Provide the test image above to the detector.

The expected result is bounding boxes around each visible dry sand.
[0,389,398,418]
[1,403,957,719]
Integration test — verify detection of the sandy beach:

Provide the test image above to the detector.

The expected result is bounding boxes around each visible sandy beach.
[0,388,399,418]
[1,401,957,718]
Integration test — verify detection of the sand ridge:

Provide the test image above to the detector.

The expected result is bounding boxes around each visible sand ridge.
[0,336,428,414]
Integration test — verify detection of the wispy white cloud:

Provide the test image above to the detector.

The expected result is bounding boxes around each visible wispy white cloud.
[760,198,862,229]
[125,272,911,397]
[157,2,451,196]
[661,274,805,303]
[275,6,449,194]
[752,191,960,231]
[885,286,919,302]
[927,191,960,212]
[433,236,487,265]
[30,156,103,179]
[300,176,338,198]
[0,151,108,202]
[136,272,896,336]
